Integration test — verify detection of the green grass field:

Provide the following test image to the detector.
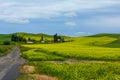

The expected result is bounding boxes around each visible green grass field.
[0,46,13,56]
[1,33,120,80]
[18,34,120,80]
[18,61,120,80]
[0,34,15,56]
[0,34,11,45]
[22,36,120,61]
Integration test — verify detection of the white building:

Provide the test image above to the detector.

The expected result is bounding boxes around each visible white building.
[27,41,34,44]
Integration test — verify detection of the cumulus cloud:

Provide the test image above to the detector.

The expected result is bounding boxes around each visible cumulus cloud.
[86,16,120,27]
[74,32,93,36]
[64,12,77,17]
[65,21,77,27]
[0,0,120,23]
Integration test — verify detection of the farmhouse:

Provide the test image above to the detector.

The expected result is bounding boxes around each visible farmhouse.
[27,41,34,44]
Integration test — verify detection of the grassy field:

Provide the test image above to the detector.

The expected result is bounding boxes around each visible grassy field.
[22,36,120,61]
[17,61,120,80]
[0,34,11,45]
[15,32,72,41]
[0,46,13,56]
[0,34,15,56]
[18,34,120,80]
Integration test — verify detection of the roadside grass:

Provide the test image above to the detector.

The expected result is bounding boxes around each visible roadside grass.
[0,45,13,56]
[19,61,120,80]
[0,34,15,56]
[21,49,64,61]
[19,35,120,80]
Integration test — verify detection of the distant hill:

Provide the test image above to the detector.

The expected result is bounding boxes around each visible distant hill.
[0,34,12,45]
[14,32,72,41]
[89,33,120,38]
[0,32,72,42]
[0,33,120,47]
[0,34,12,41]
[85,33,120,48]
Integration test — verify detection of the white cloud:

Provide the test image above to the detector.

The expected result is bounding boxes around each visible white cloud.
[0,0,120,23]
[74,32,93,36]
[86,16,120,27]
[65,21,77,27]
[5,19,30,24]
[64,12,77,17]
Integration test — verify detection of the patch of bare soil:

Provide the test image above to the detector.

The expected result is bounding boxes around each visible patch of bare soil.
[20,65,35,73]
[49,59,107,64]
[20,65,58,80]
[31,74,58,80]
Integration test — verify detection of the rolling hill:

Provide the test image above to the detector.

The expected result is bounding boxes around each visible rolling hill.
[0,32,120,47]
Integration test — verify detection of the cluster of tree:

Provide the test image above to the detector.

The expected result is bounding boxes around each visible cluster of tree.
[11,34,27,42]
[28,38,36,42]
[40,33,64,43]
[53,33,64,42]
[11,33,65,44]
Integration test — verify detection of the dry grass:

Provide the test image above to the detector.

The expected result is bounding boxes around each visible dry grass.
[20,65,35,73]
[31,74,58,80]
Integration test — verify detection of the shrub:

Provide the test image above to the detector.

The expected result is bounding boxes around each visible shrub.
[3,41,10,45]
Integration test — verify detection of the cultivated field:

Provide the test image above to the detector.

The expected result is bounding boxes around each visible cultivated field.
[0,34,14,56]
[18,35,120,80]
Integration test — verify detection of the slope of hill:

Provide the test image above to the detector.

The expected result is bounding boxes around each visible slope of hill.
[14,32,53,41]
[14,32,72,41]
[89,33,120,38]
[0,32,72,43]
[0,34,12,45]
[85,33,120,48]
[0,34,12,41]
[0,32,120,47]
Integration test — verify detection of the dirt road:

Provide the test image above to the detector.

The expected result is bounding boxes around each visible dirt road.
[0,46,25,80]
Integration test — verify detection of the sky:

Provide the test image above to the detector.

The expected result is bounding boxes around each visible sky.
[0,0,120,36]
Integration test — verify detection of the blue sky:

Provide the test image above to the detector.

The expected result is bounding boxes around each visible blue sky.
[0,0,120,36]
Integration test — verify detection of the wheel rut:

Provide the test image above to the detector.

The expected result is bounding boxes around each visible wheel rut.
[0,46,25,80]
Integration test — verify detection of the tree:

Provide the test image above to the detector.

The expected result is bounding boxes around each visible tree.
[11,34,26,42]
[40,36,44,41]
[11,35,15,41]
[28,38,31,41]
[23,38,27,42]
[62,37,65,42]
[53,33,58,42]
[11,34,18,42]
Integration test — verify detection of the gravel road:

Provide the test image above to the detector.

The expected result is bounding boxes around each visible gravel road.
[0,46,25,80]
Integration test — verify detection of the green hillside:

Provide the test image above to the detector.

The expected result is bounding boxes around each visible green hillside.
[0,32,120,47]
[0,34,11,41]
[0,34,12,45]
[89,33,120,38]
[87,33,120,48]
[20,33,120,80]
[14,32,72,41]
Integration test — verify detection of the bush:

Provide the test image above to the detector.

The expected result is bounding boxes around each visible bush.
[3,41,10,45]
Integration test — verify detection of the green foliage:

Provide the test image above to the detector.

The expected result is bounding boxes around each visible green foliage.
[0,34,11,41]
[3,41,10,45]
[26,62,120,80]
[21,49,64,61]
[0,46,12,56]
[89,33,120,38]
[19,33,120,80]
[22,36,120,61]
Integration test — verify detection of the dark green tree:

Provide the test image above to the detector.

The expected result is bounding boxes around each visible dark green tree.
[53,33,58,42]
[40,36,44,41]
[28,38,31,41]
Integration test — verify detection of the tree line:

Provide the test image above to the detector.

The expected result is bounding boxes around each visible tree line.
[11,33,64,43]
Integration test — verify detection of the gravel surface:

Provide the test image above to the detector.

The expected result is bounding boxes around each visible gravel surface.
[0,46,25,80]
